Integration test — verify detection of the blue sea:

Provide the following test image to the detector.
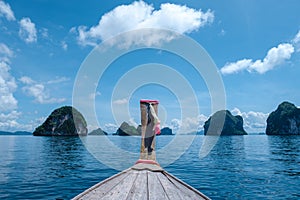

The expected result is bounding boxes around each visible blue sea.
[0,135,299,200]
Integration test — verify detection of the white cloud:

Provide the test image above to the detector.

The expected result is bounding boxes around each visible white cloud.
[220,59,253,74]
[19,76,34,84]
[250,43,294,73]
[0,110,21,131]
[221,43,294,74]
[19,17,37,43]
[20,76,66,104]
[0,1,15,21]
[0,111,45,132]
[231,108,268,133]
[0,48,20,131]
[0,61,18,111]
[74,1,214,46]
[46,76,69,84]
[168,114,208,133]
[103,123,119,133]
[0,43,13,58]
[292,30,300,44]
[113,98,128,105]
[292,30,300,52]
[0,43,13,65]
[40,28,49,38]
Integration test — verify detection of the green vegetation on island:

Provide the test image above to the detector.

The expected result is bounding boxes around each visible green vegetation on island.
[33,106,87,136]
[113,122,174,136]
[204,110,247,135]
[89,128,108,135]
[160,127,173,135]
[266,101,300,135]
[115,122,140,136]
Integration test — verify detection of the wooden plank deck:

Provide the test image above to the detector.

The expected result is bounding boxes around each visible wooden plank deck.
[72,163,210,200]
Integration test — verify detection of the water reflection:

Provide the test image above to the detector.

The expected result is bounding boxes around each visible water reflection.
[268,136,300,176]
[197,136,248,199]
[42,137,85,175]
[207,136,246,160]
[0,136,18,184]
[83,136,140,170]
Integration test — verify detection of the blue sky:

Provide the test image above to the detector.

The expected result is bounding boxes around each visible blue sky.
[0,0,300,133]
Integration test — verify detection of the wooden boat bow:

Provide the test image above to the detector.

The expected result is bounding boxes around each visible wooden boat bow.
[72,100,210,200]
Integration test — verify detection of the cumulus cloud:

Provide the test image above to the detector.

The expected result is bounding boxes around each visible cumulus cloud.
[168,114,208,133]
[220,59,253,75]
[0,110,21,130]
[19,76,34,84]
[221,43,294,74]
[0,45,20,130]
[103,123,119,133]
[74,1,214,46]
[19,17,37,43]
[0,60,18,111]
[0,0,15,21]
[231,108,268,133]
[250,43,294,73]
[20,76,66,104]
[0,111,45,132]
[0,43,13,58]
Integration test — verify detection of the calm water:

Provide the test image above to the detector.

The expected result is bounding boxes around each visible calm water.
[0,135,299,200]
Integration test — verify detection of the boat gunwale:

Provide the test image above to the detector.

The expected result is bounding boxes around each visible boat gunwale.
[71,168,131,200]
[162,170,211,200]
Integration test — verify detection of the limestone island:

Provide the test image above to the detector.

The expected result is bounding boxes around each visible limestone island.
[266,101,300,135]
[204,110,247,136]
[114,122,140,136]
[160,127,173,135]
[89,128,108,135]
[33,106,87,136]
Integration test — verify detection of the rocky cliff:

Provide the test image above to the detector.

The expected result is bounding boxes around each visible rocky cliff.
[266,101,300,135]
[204,110,247,135]
[33,106,87,136]
[115,122,140,136]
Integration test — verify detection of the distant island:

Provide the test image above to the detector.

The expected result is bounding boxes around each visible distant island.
[0,131,32,136]
[204,110,247,136]
[89,128,107,135]
[266,101,300,135]
[114,122,140,136]
[6,101,299,137]
[111,122,174,136]
[33,106,88,136]
[160,127,173,135]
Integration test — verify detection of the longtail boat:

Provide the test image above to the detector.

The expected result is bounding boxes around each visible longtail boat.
[72,100,210,200]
